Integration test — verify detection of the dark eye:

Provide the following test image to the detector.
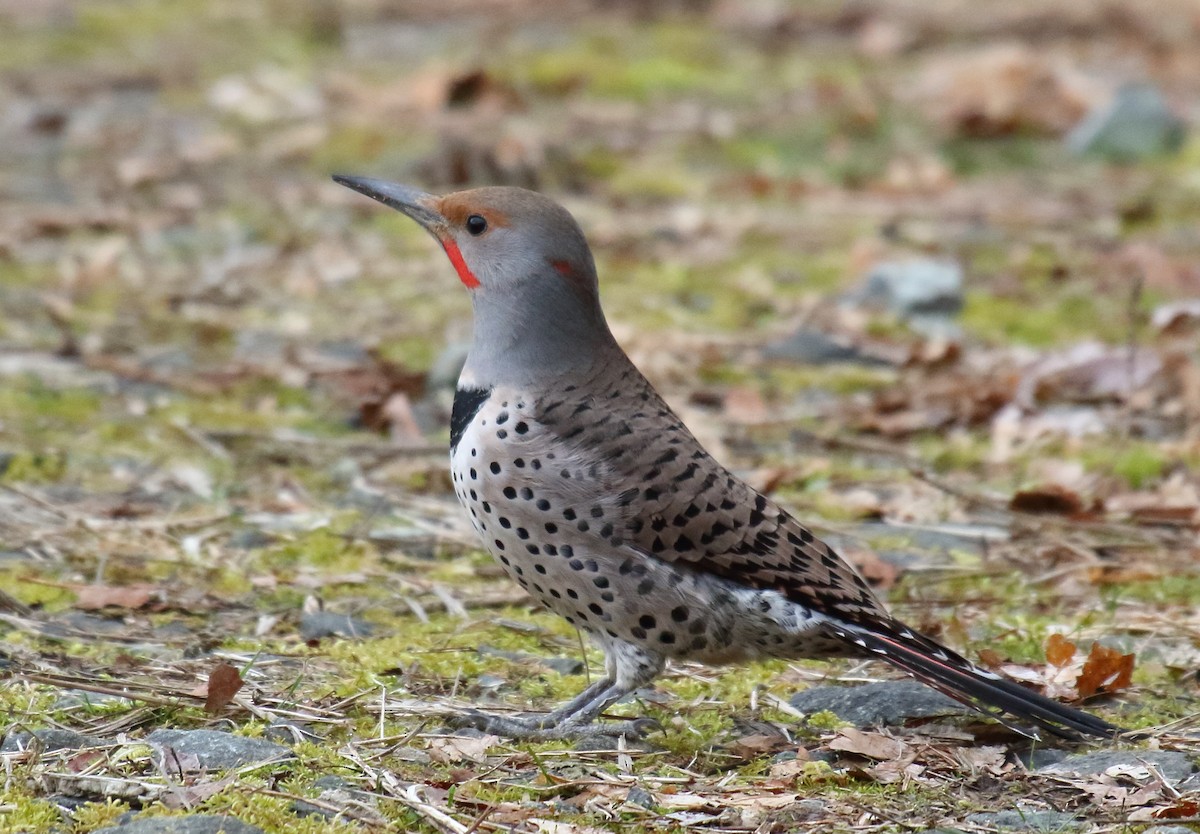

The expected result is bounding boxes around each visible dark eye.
[466,214,488,236]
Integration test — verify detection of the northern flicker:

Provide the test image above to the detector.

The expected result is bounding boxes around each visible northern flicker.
[334,175,1119,742]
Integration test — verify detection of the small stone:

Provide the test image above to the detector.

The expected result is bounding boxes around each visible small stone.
[855,258,964,323]
[388,746,432,764]
[625,787,656,808]
[1019,748,1069,770]
[761,329,892,367]
[477,643,584,675]
[1,728,108,753]
[299,612,374,641]
[1067,84,1186,161]
[964,810,1081,832]
[226,529,275,550]
[146,729,293,770]
[1036,750,1196,785]
[474,673,508,692]
[263,719,318,744]
[94,815,265,834]
[789,680,967,727]
[540,656,586,676]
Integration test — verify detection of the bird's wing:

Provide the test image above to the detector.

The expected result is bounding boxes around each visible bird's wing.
[532,362,887,623]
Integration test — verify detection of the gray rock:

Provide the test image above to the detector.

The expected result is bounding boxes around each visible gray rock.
[1067,84,1186,161]
[625,787,656,808]
[225,529,275,550]
[1019,748,1069,770]
[263,718,319,744]
[1037,750,1196,785]
[789,680,967,726]
[1,728,108,753]
[146,729,293,770]
[477,644,585,676]
[426,341,471,392]
[762,329,892,367]
[855,258,964,323]
[94,815,264,834]
[541,656,587,675]
[299,612,374,641]
[965,810,1081,832]
[388,746,432,764]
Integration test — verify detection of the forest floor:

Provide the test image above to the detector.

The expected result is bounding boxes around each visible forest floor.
[3,1,1200,832]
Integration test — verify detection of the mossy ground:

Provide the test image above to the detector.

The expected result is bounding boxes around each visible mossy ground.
[3,1,1200,832]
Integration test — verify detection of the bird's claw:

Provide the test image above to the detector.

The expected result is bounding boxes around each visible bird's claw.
[446,709,658,742]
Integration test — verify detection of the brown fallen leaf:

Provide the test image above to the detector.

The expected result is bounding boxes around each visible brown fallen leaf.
[846,547,900,590]
[1045,633,1077,667]
[203,663,244,715]
[728,733,791,759]
[1153,799,1200,820]
[427,733,500,763]
[1076,642,1135,698]
[828,728,908,761]
[1009,484,1085,516]
[161,775,237,810]
[72,583,156,611]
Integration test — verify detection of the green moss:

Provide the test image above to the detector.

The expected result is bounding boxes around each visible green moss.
[960,289,1102,346]
[512,24,751,104]
[1081,443,1167,489]
[942,135,1066,177]
[802,709,850,731]
[0,792,61,833]
[0,449,68,484]
[1115,574,1200,606]
[69,799,133,831]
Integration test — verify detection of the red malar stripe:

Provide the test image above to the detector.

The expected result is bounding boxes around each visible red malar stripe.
[441,238,481,289]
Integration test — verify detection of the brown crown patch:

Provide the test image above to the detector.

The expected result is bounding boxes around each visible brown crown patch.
[437,193,511,230]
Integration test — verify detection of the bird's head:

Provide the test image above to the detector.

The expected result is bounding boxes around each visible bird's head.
[333,175,599,297]
[334,175,615,384]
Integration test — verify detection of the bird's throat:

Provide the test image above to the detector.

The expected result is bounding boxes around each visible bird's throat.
[440,238,481,289]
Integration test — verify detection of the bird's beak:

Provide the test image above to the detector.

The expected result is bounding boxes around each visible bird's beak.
[332,175,445,232]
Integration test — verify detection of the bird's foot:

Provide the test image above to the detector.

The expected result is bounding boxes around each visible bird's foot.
[448,709,659,743]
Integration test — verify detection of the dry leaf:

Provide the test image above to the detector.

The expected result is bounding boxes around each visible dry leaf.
[828,729,907,761]
[203,663,244,715]
[847,547,900,590]
[427,733,500,763]
[728,733,790,759]
[768,750,811,780]
[161,776,237,809]
[1045,633,1077,667]
[72,583,156,611]
[1010,484,1085,516]
[1076,642,1135,698]
[1153,799,1200,820]
[978,648,1005,668]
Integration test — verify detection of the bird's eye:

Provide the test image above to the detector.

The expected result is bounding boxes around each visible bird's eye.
[466,214,488,236]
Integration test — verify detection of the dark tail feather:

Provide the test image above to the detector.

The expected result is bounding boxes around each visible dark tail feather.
[831,620,1121,740]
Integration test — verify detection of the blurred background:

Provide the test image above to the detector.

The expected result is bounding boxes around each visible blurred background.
[4,0,1200,518]
[3,1,1200,828]
[4,0,1200,595]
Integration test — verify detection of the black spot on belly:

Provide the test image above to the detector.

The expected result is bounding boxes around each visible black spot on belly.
[450,386,491,452]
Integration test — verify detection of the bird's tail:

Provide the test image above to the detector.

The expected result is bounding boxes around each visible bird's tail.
[830,619,1120,739]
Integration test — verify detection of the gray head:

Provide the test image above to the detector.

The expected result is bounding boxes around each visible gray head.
[334,175,619,388]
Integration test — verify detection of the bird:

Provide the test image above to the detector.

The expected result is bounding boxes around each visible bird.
[333,174,1119,743]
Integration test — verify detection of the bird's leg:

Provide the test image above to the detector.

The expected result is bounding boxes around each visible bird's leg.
[450,644,665,741]
[449,677,612,737]
[452,680,654,741]
[530,677,614,727]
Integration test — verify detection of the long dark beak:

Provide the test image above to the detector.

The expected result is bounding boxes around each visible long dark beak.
[332,175,445,231]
